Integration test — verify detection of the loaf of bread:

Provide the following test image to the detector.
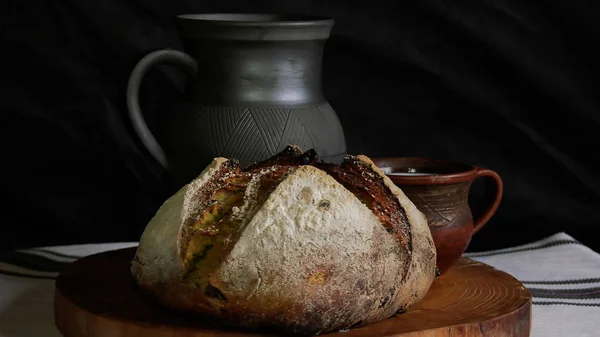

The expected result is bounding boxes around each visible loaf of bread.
[131,146,437,335]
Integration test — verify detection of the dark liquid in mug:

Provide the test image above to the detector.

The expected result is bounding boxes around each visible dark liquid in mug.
[387,172,438,176]
[380,167,439,176]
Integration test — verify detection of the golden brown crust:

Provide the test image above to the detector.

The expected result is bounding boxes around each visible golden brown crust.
[315,156,413,251]
[354,155,437,308]
[131,147,436,336]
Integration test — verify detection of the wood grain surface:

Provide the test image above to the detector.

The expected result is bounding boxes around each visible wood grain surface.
[54,248,531,337]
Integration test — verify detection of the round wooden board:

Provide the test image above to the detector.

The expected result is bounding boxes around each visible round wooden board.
[54,248,531,337]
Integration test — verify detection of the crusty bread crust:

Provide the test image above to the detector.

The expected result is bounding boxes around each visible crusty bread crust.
[210,165,409,333]
[131,157,228,285]
[131,154,436,335]
[355,155,436,309]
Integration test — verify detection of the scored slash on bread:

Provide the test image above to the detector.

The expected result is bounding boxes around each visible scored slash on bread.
[131,145,437,336]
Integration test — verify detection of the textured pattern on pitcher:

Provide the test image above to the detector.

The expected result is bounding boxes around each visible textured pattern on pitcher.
[194,103,345,164]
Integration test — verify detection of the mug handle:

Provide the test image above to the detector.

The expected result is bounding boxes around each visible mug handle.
[471,167,504,235]
[126,49,198,169]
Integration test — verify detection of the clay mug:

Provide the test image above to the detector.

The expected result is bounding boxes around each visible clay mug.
[371,157,503,274]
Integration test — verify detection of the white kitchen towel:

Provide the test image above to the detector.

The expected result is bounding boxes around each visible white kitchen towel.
[0,242,138,337]
[1,233,599,337]
[464,233,600,337]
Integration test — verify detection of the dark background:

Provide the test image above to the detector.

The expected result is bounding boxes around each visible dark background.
[2,0,599,252]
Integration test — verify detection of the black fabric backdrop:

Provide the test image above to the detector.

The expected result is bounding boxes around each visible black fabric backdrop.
[2,0,600,252]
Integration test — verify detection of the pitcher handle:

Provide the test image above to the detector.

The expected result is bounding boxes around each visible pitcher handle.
[471,167,504,235]
[126,49,198,169]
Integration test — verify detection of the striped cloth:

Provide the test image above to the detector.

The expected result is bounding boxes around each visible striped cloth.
[0,233,599,337]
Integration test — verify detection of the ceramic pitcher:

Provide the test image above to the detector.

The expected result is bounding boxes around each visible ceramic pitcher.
[126,14,347,185]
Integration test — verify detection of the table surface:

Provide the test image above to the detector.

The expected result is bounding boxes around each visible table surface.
[1,232,599,337]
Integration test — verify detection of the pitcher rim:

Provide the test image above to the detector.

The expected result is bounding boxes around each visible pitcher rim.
[176,13,335,26]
